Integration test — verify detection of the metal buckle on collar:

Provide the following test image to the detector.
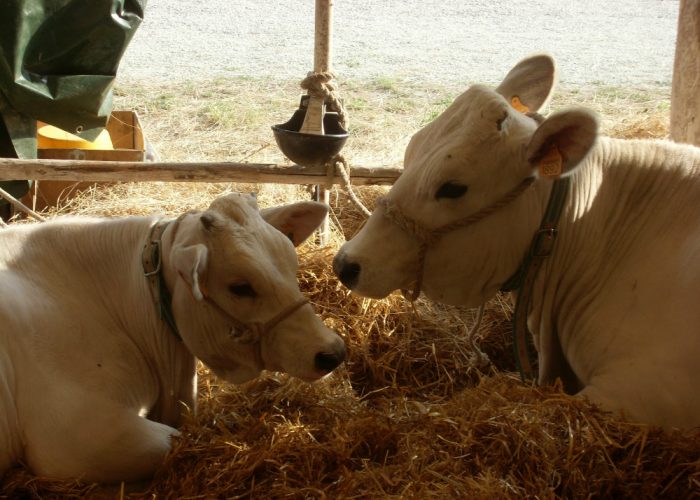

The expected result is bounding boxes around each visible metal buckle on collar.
[143,239,162,277]
[532,227,558,258]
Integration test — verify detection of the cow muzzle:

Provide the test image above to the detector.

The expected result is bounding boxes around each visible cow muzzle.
[333,178,536,301]
[333,250,361,290]
[314,338,347,374]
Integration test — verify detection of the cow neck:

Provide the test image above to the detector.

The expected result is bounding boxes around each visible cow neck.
[500,176,571,381]
[142,217,182,341]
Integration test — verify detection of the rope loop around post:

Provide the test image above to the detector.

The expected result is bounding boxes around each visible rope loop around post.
[301,71,348,130]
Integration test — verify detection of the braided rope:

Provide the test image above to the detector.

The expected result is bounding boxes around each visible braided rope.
[431,177,535,238]
[377,177,534,246]
[331,154,372,217]
[204,294,309,344]
[376,176,536,301]
[300,71,348,130]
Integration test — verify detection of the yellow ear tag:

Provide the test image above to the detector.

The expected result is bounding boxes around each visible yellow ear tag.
[538,145,563,178]
[511,96,530,114]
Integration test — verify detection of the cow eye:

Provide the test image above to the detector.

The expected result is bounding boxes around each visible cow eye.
[228,282,257,298]
[435,182,468,199]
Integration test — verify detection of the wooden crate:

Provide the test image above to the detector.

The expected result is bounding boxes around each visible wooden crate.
[24,111,145,210]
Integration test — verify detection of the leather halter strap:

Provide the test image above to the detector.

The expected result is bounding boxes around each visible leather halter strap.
[503,177,570,381]
[142,218,182,340]
[376,176,536,301]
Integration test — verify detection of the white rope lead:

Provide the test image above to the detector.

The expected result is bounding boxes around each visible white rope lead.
[467,303,485,337]
[466,304,490,369]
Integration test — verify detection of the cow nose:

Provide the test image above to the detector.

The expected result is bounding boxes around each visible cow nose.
[333,254,361,289]
[314,344,347,373]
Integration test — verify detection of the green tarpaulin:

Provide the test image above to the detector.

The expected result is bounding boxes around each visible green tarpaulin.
[0,0,145,209]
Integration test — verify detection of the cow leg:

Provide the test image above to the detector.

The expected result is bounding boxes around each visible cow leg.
[25,395,178,483]
[576,384,626,418]
[577,379,655,425]
[577,372,698,429]
[0,402,25,480]
[0,413,20,476]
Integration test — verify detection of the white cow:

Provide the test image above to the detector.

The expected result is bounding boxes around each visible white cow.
[0,193,346,482]
[334,54,700,429]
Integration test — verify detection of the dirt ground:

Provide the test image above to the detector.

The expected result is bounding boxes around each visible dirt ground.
[119,0,679,87]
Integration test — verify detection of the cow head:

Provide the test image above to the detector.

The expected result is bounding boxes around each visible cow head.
[166,193,346,383]
[333,54,598,306]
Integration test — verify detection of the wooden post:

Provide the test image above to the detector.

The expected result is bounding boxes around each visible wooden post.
[317,0,333,246]
[299,0,332,137]
[299,0,335,246]
[670,0,700,146]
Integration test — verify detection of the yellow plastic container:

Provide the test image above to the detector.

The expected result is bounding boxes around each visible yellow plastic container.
[37,122,113,150]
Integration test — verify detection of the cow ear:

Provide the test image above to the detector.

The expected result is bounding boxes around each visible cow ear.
[171,244,209,301]
[260,201,329,246]
[526,108,599,178]
[496,53,557,114]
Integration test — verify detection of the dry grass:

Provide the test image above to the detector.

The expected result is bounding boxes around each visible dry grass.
[108,77,672,166]
[2,77,698,499]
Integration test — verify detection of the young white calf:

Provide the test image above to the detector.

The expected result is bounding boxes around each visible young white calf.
[0,193,346,482]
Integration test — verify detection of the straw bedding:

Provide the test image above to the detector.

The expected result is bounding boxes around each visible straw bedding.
[1,91,699,498]
[1,186,698,499]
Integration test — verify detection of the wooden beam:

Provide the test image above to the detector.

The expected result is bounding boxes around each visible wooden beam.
[0,158,401,185]
[670,0,700,146]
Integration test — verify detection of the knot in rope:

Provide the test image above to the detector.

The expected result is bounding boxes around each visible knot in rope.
[300,71,337,97]
[300,71,348,130]
[206,295,309,345]
[376,196,437,246]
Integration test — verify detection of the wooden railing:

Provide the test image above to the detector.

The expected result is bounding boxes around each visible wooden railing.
[0,158,401,185]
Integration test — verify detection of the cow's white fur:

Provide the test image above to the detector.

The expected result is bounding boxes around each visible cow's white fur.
[334,55,700,429]
[0,193,346,482]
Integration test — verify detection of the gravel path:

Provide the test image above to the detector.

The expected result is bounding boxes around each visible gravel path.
[119,0,679,87]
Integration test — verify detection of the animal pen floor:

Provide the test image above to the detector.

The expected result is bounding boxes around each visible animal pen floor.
[0,79,698,498]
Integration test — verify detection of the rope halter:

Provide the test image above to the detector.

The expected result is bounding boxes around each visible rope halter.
[375,176,536,301]
[202,293,309,345]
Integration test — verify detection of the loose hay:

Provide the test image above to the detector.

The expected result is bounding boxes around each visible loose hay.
[2,80,699,498]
